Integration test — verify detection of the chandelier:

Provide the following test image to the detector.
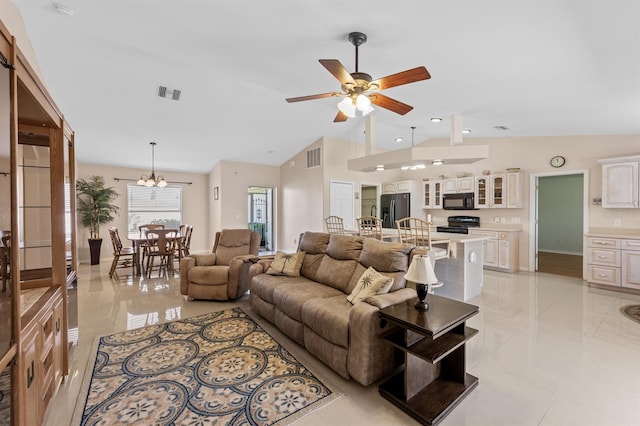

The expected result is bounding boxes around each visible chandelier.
[137,142,167,187]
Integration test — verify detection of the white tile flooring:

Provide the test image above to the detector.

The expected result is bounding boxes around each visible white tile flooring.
[45,263,640,426]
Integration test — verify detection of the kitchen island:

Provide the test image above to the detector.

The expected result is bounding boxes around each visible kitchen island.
[380,229,488,301]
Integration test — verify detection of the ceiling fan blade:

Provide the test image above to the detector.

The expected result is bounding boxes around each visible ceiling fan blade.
[372,66,431,90]
[369,93,413,115]
[333,111,349,122]
[320,59,356,85]
[286,92,339,103]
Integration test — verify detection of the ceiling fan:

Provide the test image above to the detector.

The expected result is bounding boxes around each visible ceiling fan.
[286,32,431,123]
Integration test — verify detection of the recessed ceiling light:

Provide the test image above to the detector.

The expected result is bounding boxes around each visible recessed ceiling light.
[376,165,385,171]
[462,129,471,134]
[394,137,403,143]
[430,117,442,123]
[432,159,444,166]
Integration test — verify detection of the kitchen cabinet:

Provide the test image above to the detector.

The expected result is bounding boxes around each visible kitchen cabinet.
[468,229,520,272]
[622,239,640,290]
[422,180,443,209]
[585,234,640,292]
[598,156,640,208]
[443,177,474,194]
[475,172,522,209]
[383,180,418,194]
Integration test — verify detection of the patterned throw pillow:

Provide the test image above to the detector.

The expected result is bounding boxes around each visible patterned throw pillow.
[347,266,394,304]
[265,251,306,277]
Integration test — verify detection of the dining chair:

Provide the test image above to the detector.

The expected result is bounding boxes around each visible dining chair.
[324,215,345,234]
[138,223,166,267]
[395,217,450,260]
[108,227,138,277]
[356,216,383,240]
[174,225,193,267]
[1,233,10,292]
[145,228,179,278]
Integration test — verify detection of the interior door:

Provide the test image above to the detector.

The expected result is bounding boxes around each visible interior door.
[330,181,354,230]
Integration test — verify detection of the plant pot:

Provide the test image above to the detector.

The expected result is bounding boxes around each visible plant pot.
[89,238,102,265]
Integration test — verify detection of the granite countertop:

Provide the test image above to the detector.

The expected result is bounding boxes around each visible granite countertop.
[585,227,640,238]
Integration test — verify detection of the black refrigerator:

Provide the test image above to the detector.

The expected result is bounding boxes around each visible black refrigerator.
[380,192,411,228]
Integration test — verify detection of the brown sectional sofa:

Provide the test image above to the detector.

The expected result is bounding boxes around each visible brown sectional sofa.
[250,231,424,386]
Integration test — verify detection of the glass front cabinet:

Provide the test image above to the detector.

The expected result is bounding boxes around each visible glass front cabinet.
[0,18,76,424]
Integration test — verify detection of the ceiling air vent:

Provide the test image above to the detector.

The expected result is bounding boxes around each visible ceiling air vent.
[306,147,321,169]
[157,85,181,101]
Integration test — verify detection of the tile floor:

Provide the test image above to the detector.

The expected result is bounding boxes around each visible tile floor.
[44,262,640,426]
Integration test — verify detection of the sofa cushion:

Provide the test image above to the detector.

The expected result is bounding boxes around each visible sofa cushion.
[326,234,364,261]
[359,238,413,291]
[302,295,351,348]
[266,251,305,276]
[251,274,311,304]
[298,232,330,255]
[347,267,394,304]
[188,265,228,285]
[314,256,358,292]
[272,281,344,322]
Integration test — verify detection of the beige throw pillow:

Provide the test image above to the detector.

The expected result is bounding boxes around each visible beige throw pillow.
[265,251,305,277]
[347,266,394,304]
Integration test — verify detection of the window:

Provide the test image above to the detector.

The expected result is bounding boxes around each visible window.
[127,184,182,233]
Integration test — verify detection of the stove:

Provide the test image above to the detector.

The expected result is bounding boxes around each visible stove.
[436,215,480,234]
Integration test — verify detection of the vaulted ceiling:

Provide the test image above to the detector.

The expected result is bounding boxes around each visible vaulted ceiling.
[10,0,640,174]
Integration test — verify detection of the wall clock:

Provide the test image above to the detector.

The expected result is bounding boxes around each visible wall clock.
[550,155,566,168]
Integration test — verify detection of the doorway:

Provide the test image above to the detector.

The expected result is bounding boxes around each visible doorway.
[361,184,380,219]
[531,171,588,278]
[248,187,273,253]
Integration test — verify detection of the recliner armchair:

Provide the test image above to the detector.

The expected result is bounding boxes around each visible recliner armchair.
[180,229,262,300]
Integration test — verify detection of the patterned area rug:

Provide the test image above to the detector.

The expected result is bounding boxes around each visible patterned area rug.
[74,307,339,425]
[621,304,640,324]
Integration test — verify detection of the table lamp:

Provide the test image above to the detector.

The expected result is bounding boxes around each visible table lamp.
[404,254,442,310]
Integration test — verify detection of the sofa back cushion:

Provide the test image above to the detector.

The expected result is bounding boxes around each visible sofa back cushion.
[312,235,363,292]
[298,232,330,280]
[358,238,414,291]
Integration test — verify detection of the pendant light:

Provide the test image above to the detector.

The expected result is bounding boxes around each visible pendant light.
[137,142,167,188]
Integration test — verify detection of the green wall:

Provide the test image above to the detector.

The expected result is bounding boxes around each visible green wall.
[538,174,584,255]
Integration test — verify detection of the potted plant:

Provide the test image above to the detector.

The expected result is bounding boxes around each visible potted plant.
[76,175,120,265]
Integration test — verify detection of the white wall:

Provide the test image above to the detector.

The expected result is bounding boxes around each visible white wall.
[209,160,280,248]
[76,163,209,263]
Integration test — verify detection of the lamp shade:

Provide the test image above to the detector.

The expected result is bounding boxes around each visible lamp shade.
[338,97,356,117]
[404,255,439,285]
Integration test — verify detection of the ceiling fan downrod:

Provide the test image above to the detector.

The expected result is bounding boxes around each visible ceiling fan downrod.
[348,32,367,73]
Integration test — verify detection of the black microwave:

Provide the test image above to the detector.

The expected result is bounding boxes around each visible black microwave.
[443,192,477,210]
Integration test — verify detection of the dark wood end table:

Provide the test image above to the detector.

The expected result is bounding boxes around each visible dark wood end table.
[378,294,479,425]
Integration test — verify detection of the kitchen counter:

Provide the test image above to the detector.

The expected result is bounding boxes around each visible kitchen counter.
[585,227,640,238]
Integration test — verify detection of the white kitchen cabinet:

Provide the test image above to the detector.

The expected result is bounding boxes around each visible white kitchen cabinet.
[468,229,520,272]
[475,172,523,209]
[598,156,640,208]
[422,180,443,209]
[443,177,474,194]
[506,172,524,208]
[622,239,640,290]
[383,180,419,194]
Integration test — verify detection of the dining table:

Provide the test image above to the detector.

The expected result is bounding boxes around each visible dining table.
[127,230,182,276]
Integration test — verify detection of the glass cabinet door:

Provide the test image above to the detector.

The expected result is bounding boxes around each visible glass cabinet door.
[17,140,52,281]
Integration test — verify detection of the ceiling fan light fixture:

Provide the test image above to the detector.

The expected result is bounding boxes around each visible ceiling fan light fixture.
[356,94,374,116]
[432,159,444,166]
[338,98,356,117]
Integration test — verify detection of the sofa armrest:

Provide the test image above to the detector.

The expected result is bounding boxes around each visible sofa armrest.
[365,288,417,309]
[179,256,196,295]
[227,255,264,299]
